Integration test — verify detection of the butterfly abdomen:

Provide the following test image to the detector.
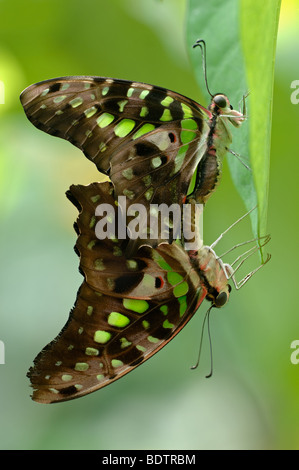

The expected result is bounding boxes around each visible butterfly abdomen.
[189,148,222,204]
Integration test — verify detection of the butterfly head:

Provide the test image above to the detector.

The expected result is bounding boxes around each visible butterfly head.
[206,283,231,309]
[210,93,245,127]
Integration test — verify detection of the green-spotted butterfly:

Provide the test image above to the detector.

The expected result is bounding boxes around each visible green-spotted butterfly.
[20,40,246,252]
[27,181,270,403]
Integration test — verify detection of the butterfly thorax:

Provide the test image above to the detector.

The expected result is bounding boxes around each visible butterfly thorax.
[187,93,245,205]
[208,93,245,158]
[191,245,230,308]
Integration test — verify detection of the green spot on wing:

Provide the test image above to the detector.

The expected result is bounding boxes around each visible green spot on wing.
[117,99,128,112]
[160,108,172,121]
[90,194,101,203]
[151,157,162,168]
[113,246,122,257]
[61,83,70,91]
[181,103,193,118]
[87,240,96,250]
[142,320,150,329]
[122,168,134,180]
[163,319,174,329]
[167,272,184,285]
[86,306,93,316]
[108,311,130,328]
[53,95,66,103]
[160,305,168,315]
[114,119,135,137]
[127,87,134,97]
[94,330,111,344]
[85,347,99,356]
[173,281,189,298]
[96,113,114,128]
[161,96,174,107]
[69,97,83,108]
[173,146,188,174]
[89,216,96,228]
[133,123,155,140]
[123,298,149,314]
[120,337,132,348]
[111,359,124,368]
[123,188,135,200]
[178,295,188,317]
[61,374,73,382]
[126,259,138,270]
[181,118,197,130]
[180,130,197,144]
[187,168,197,195]
[140,106,149,117]
[94,258,105,271]
[152,252,172,271]
[148,336,159,344]
[84,106,97,118]
[139,90,150,99]
[74,362,89,371]
[144,187,154,201]
[142,175,152,187]
[99,142,107,152]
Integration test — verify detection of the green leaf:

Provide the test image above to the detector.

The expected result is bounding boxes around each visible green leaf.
[185,0,281,257]
[240,0,281,244]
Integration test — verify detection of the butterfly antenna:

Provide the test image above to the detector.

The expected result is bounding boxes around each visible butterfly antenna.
[193,39,213,98]
[191,305,214,378]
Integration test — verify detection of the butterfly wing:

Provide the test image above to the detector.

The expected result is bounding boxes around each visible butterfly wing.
[20,77,210,249]
[28,182,207,403]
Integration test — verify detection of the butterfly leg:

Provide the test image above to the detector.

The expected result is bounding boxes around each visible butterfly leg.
[217,235,271,289]
[227,148,252,171]
[239,91,250,117]
[226,252,271,290]
[210,206,257,250]
[217,234,271,260]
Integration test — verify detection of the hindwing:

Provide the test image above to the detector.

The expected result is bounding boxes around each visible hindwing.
[28,182,206,403]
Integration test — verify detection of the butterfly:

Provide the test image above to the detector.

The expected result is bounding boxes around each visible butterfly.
[20,40,246,252]
[27,181,270,403]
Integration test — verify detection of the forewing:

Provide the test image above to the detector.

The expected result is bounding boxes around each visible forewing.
[20,77,210,248]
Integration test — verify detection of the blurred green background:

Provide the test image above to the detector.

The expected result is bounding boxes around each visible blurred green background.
[0,0,298,450]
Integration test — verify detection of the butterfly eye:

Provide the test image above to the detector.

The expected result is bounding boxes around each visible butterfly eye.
[213,95,227,108]
[214,291,228,307]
